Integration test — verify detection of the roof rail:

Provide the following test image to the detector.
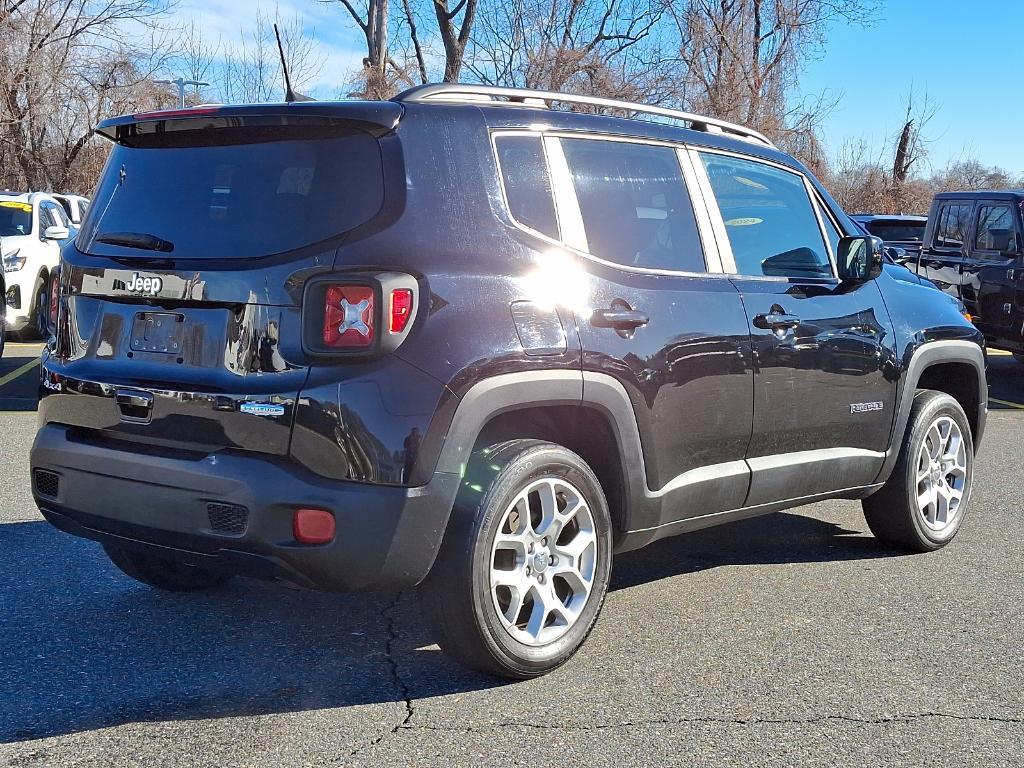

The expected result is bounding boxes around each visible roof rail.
[394,83,775,148]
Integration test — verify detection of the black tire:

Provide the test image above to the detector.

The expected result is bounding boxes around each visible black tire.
[103,543,233,591]
[863,390,974,552]
[33,278,49,339]
[419,440,613,679]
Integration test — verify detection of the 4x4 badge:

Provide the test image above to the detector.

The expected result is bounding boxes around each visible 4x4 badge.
[126,272,163,295]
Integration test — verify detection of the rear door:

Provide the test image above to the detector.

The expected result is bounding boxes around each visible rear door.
[921,200,972,300]
[534,134,754,525]
[694,149,897,505]
[962,200,1024,344]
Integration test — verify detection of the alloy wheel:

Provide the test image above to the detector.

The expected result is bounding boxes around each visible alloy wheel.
[915,415,968,533]
[489,477,599,646]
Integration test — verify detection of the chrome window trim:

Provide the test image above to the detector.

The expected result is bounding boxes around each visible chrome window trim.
[676,147,724,273]
[488,128,729,279]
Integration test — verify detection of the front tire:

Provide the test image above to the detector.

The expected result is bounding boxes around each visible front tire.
[419,440,613,679]
[863,391,974,552]
[103,544,233,591]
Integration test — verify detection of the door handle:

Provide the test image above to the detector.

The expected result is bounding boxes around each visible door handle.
[753,312,801,330]
[115,388,154,423]
[590,307,650,331]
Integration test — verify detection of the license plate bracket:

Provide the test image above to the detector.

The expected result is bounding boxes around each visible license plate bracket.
[130,312,184,354]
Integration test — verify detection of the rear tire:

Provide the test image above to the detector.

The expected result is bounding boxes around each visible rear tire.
[419,440,613,679]
[863,391,974,552]
[103,544,233,591]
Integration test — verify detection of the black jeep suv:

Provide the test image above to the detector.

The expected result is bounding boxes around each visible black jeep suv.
[31,84,987,679]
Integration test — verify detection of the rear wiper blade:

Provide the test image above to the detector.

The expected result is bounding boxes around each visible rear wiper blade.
[95,231,174,253]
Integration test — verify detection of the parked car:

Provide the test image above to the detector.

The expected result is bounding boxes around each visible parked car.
[31,85,986,679]
[914,191,1024,362]
[51,193,91,230]
[852,214,928,262]
[1,191,72,352]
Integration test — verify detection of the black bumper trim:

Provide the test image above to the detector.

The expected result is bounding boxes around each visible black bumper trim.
[31,424,462,592]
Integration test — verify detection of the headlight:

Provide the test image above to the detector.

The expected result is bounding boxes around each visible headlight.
[2,249,25,273]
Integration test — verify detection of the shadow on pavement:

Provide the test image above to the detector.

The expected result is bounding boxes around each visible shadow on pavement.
[0,510,899,743]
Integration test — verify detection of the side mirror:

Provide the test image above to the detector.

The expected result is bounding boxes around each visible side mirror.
[837,235,883,282]
[43,225,69,241]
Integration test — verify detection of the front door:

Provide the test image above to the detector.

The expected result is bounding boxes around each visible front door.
[920,200,972,301]
[694,149,898,506]
[963,200,1024,346]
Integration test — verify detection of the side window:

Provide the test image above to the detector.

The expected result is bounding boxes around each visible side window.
[699,152,832,278]
[49,203,69,227]
[494,135,559,240]
[935,203,971,249]
[974,204,1017,254]
[560,139,705,272]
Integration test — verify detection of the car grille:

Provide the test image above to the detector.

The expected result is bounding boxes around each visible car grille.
[33,469,60,498]
[207,503,249,536]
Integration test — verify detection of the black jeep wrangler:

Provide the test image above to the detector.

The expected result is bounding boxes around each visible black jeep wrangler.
[31,84,987,679]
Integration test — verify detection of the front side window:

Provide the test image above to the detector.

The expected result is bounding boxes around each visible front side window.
[934,203,972,249]
[494,135,559,240]
[700,152,832,278]
[560,138,705,272]
[974,204,1017,254]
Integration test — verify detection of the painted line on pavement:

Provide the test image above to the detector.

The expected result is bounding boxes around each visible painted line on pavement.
[990,396,1024,410]
[0,358,38,389]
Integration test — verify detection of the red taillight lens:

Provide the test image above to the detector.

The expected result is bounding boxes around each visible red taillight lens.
[293,508,335,545]
[323,285,374,348]
[389,288,413,333]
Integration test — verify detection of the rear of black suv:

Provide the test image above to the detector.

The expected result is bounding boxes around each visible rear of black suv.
[31,101,471,592]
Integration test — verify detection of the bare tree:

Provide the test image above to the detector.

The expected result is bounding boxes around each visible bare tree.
[218,9,324,104]
[325,0,401,98]
[0,0,174,191]
[466,0,673,102]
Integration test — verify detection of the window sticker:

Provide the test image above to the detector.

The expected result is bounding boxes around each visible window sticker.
[0,201,32,212]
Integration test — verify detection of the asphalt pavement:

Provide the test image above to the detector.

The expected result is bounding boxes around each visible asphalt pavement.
[0,345,1022,766]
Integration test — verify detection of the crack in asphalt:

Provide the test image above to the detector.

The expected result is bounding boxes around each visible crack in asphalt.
[347,593,415,759]
[399,711,1024,733]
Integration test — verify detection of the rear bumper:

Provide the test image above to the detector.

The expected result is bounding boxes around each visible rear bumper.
[30,423,461,591]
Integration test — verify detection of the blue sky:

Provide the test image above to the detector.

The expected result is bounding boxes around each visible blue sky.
[177,0,1022,176]
[802,0,1024,176]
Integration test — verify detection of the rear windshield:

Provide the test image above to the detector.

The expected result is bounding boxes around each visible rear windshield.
[80,126,384,259]
[0,200,32,236]
[863,220,925,242]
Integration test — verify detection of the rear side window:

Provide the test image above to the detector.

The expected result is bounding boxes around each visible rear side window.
[974,204,1017,253]
[934,203,972,249]
[494,135,559,239]
[80,127,384,259]
[560,139,705,272]
[699,152,832,279]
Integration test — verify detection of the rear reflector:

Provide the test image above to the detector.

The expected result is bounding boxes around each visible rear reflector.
[389,288,413,333]
[323,285,374,348]
[293,508,335,545]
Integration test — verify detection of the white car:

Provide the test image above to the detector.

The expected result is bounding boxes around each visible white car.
[1,192,71,351]
[52,193,91,229]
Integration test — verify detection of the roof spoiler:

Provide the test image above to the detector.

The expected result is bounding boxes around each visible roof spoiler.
[95,102,404,143]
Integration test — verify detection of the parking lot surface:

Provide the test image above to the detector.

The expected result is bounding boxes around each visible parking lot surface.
[1,346,1023,766]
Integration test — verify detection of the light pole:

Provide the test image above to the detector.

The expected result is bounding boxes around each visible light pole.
[154,77,210,109]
